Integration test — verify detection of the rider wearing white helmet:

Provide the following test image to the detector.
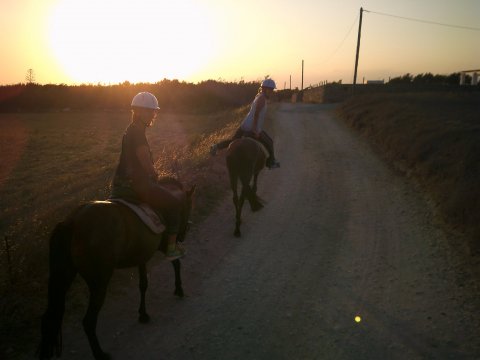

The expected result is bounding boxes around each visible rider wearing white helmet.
[210,79,280,168]
[111,92,185,260]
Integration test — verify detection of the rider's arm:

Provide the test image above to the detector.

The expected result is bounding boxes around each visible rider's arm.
[136,145,156,179]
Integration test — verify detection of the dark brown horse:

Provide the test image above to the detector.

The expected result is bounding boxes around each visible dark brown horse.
[226,137,267,237]
[37,178,195,360]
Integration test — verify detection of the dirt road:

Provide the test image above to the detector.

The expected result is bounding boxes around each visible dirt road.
[41,103,480,359]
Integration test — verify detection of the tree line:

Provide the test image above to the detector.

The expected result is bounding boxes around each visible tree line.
[1,73,475,113]
[0,79,264,113]
[388,72,474,85]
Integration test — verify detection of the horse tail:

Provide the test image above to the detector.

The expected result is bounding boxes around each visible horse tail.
[37,220,77,359]
[230,152,261,209]
[227,150,253,200]
[239,167,255,201]
[226,153,239,197]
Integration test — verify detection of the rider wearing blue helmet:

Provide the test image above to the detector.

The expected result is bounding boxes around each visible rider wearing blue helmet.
[210,79,280,169]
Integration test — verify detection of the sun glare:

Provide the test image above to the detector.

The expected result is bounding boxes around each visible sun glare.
[48,0,217,84]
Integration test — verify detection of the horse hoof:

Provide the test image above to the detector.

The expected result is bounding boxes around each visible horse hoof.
[234,230,241,237]
[138,313,150,323]
[174,287,184,297]
[94,351,111,360]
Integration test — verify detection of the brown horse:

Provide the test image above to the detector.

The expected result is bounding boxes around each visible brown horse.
[37,178,195,360]
[226,137,267,237]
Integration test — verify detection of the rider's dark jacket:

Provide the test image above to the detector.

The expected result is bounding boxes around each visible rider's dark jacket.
[110,120,182,234]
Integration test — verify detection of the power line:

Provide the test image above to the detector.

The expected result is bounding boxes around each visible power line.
[364,9,480,32]
[324,15,359,64]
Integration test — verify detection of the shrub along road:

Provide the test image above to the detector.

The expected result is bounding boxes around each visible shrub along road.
[39,103,480,359]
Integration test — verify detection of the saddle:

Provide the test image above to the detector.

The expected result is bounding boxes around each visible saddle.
[241,136,270,158]
[106,198,166,234]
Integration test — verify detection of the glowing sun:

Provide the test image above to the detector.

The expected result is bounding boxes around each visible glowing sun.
[48,0,217,84]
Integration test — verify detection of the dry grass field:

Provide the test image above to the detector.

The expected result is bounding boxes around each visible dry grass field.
[0,107,247,357]
[337,91,480,259]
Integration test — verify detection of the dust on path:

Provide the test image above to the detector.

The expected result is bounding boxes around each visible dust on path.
[29,103,480,360]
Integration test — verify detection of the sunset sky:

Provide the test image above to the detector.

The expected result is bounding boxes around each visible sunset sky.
[1,0,479,88]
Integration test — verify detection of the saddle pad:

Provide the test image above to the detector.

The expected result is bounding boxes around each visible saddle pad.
[107,198,166,234]
[243,137,270,158]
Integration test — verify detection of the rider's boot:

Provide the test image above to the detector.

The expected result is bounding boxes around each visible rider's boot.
[266,157,280,169]
[165,234,186,261]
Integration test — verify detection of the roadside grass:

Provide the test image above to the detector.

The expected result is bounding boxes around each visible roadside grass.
[0,107,246,357]
[336,92,480,257]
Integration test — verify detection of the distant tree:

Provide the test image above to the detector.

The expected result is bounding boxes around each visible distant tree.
[413,73,435,83]
[445,73,461,85]
[0,80,261,113]
[25,68,35,84]
[389,73,413,84]
[413,73,452,84]
[390,72,470,85]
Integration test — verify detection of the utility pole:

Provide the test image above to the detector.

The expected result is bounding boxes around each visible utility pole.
[301,60,304,91]
[353,7,363,92]
[289,75,291,90]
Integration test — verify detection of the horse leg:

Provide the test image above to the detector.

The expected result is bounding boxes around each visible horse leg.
[252,172,258,195]
[171,259,184,297]
[234,185,248,237]
[138,264,150,323]
[83,273,112,360]
[240,171,263,212]
[229,169,242,237]
[232,182,246,237]
[250,172,264,212]
[234,190,242,237]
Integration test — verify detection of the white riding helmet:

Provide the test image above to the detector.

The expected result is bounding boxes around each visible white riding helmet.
[261,79,276,89]
[131,92,160,110]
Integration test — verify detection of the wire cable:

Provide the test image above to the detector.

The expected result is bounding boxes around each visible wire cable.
[324,14,359,64]
[364,9,480,32]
